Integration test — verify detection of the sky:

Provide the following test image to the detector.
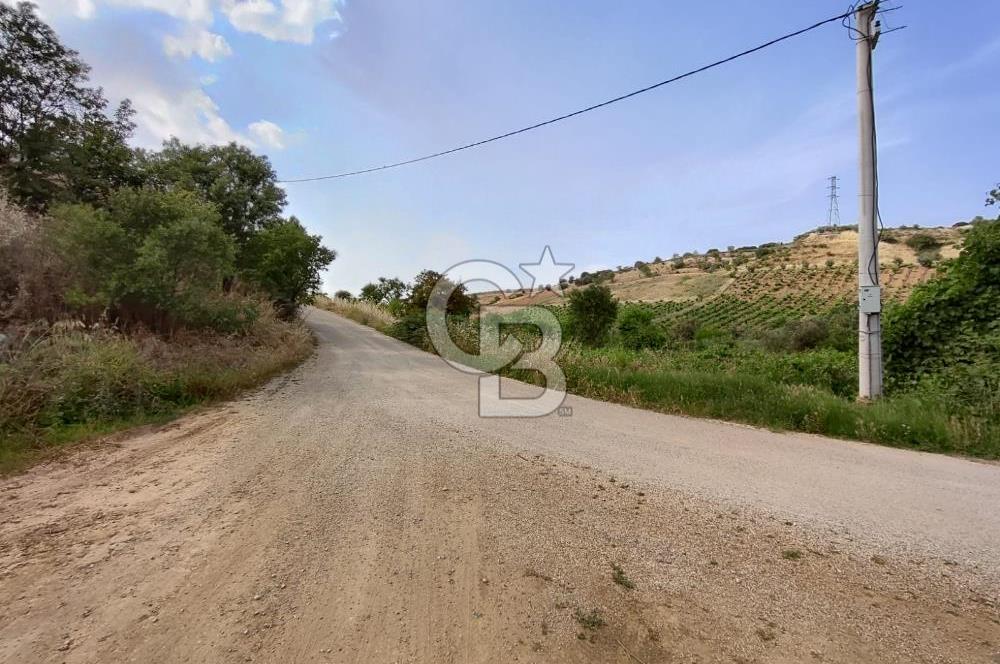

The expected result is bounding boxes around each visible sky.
[11,0,1000,293]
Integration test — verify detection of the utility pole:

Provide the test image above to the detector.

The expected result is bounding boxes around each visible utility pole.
[856,1,882,399]
[827,175,841,228]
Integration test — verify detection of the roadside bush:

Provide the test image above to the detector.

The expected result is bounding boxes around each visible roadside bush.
[47,191,244,331]
[389,311,430,349]
[617,305,666,350]
[567,285,618,347]
[885,219,1000,386]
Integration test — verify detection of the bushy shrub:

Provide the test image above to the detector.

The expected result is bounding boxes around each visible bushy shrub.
[389,311,430,349]
[671,318,700,341]
[761,317,829,352]
[905,233,941,252]
[916,248,939,267]
[47,190,243,331]
[567,285,618,347]
[885,219,1000,386]
[617,306,666,350]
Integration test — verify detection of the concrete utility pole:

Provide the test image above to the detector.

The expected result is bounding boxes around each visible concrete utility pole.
[856,1,882,399]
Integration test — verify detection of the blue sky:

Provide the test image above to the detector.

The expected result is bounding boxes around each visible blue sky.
[15,0,1000,293]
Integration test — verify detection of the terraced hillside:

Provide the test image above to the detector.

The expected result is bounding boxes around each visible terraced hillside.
[480,225,967,330]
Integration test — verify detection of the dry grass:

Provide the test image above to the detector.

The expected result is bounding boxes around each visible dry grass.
[474,226,965,308]
[313,294,396,331]
[0,192,34,246]
[0,304,314,474]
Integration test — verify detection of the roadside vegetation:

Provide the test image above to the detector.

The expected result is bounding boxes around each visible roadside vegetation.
[327,203,999,458]
[0,4,333,471]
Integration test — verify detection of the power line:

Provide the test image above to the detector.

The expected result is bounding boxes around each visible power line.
[278,8,855,184]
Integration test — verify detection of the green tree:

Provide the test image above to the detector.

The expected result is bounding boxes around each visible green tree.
[130,217,238,330]
[0,2,137,208]
[142,139,286,248]
[567,284,618,347]
[242,218,336,316]
[333,289,353,300]
[106,187,219,237]
[49,188,243,331]
[617,305,666,350]
[406,270,474,316]
[360,276,408,305]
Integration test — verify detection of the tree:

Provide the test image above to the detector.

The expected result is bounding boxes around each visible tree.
[0,2,137,208]
[334,289,353,300]
[406,270,474,316]
[884,218,1000,385]
[106,186,219,237]
[617,305,666,350]
[241,217,336,316]
[359,277,408,305]
[567,284,618,347]
[142,139,286,249]
[131,216,237,328]
[987,183,1000,207]
[49,189,240,330]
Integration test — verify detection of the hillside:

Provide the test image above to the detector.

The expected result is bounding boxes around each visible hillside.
[480,224,967,330]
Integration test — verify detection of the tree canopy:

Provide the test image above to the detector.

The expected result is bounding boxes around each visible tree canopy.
[141,139,287,249]
[0,2,137,209]
[0,3,335,327]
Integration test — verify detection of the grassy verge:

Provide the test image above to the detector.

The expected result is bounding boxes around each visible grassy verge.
[317,301,998,459]
[0,308,314,474]
[556,353,994,457]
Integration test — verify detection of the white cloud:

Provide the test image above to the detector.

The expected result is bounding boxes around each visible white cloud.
[8,0,332,152]
[163,28,232,61]
[22,0,344,45]
[248,120,287,149]
[220,0,342,44]
[130,87,248,148]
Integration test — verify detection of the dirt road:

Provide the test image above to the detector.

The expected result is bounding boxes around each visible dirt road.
[1,307,998,663]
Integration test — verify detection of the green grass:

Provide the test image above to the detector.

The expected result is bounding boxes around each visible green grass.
[560,360,993,456]
[319,297,999,459]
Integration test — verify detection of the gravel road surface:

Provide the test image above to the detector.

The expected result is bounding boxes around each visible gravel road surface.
[1,307,997,663]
